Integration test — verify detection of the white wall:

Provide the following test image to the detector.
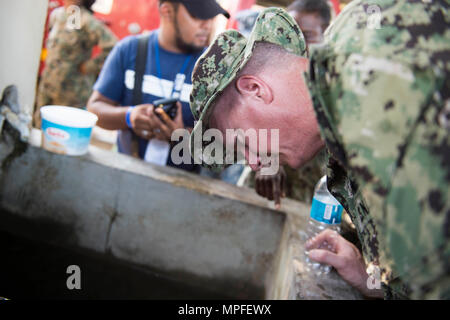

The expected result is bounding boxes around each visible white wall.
[0,0,48,114]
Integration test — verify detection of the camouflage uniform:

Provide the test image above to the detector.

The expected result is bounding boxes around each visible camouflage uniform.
[308,0,450,299]
[189,2,449,299]
[36,6,117,119]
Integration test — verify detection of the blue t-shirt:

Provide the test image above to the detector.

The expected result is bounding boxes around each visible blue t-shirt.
[93,31,204,172]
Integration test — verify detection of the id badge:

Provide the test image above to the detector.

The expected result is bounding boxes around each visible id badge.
[171,73,186,99]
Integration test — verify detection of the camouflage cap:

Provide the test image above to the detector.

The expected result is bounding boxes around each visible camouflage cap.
[189,7,307,170]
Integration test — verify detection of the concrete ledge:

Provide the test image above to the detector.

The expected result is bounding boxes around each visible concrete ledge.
[0,127,363,299]
[0,128,289,298]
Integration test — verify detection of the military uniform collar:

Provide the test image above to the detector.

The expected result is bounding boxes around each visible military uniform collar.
[305,43,349,169]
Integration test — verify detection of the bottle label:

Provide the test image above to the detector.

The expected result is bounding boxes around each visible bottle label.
[310,197,343,225]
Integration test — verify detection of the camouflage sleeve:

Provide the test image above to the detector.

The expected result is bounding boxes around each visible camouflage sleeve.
[311,0,450,300]
[83,16,118,75]
[337,60,449,299]
[383,78,449,299]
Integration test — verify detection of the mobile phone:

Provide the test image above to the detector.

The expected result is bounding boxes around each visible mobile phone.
[153,97,178,121]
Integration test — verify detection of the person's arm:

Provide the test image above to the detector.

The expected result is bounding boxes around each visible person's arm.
[86,90,126,130]
[87,36,153,136]
[254,166,286,209]
[80,16,118,75]
[88,36,186,141]
[306,229,384,299]
[152,102,185,141]
[306,227,417,299]
[326,60,447,299]
[87,91,158,140]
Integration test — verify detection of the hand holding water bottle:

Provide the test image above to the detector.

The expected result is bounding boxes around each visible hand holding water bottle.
[306,229,384,298]
[305,175,383,298]
[305,175,343,274]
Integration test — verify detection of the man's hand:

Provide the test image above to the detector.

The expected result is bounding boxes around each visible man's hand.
[129,102,184,141]
[150,102,184,142]
[255,166,286,209]
[129,104,155,140]
[306,229,384,299]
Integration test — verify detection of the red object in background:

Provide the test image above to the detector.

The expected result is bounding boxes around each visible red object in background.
[330,0,341,15]
[39,0,161,75]
[39,0,342,76]
[94,0,160,39]
[224,0,255,30]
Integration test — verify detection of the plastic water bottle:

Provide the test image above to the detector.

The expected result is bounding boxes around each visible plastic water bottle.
[305,175,343,275]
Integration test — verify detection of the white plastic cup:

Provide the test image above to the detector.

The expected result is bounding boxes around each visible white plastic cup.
[40,106,98,156]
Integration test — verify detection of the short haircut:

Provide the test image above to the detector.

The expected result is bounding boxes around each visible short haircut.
[287,0,331,27]
[239,42,294,76]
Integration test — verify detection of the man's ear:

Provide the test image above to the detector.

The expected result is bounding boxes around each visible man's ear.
[159,2,175,19]
[235,75,273,104]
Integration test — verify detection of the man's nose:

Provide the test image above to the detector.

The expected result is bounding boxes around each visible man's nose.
[199,18,214,32]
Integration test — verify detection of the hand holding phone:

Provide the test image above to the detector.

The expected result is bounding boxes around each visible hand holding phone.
[152,97,178,121]
[149,99,184,142]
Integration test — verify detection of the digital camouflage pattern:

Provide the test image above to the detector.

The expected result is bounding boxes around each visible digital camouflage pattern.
[36,6,117,120]
[189,7,307,170]
[189,2,449,299]
[307,0,450,299]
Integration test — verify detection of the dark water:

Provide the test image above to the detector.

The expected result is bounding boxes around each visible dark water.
[0,230,232,300]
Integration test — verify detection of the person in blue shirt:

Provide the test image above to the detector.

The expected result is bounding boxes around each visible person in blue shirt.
[87,0,229,173]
